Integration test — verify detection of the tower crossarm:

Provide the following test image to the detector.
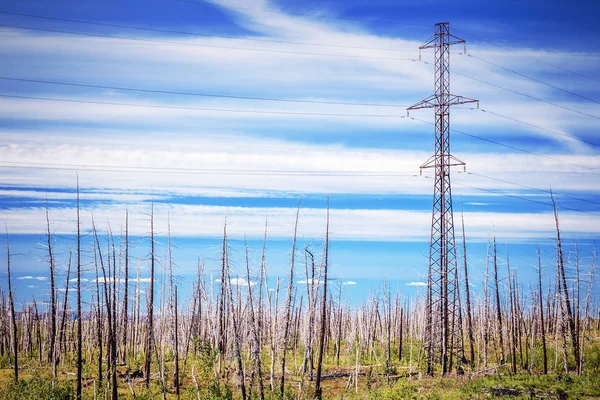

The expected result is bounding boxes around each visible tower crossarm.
[407,94,478,111]
[418,22,466,49]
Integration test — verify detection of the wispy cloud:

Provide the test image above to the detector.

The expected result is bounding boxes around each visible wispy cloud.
[298,278,324,285]
[94,277,152,283]
[406,281,427,287]
[18,276,47,281]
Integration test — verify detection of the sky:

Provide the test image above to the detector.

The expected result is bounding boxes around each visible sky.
[0,0,599,309]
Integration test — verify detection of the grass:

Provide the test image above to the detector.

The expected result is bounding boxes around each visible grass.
[1,367,599,399]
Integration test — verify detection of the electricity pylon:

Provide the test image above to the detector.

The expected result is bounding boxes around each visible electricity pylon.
[408,22,478,375]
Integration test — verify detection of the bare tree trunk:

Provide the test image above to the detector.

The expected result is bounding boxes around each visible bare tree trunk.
[280,204,300,397]
[145,201,156,388]
[460,204,475,367]
[315,202,329,400]
[122,210,129,365]
[483,240,490,369]
[580,249,595,373]
[493,237,505,365]
[506,254,517,374]
[537,249,547,374]
[223,225,246,400]
[58,252,72,362]
[94,242,103,387]
[76,177,83,399]
[174,286,180,398]
[245,240,265,400]
[218,221,228,375]
[93,221,117,400]
[399,306,404,362]
[552,194,580,372]
[46,205,58,381]
[6,231,18,382]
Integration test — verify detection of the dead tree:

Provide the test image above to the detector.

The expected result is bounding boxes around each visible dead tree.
[315,203,329,400]
[45,205,58,379]
[174,285,180,398]
[245,240,265,400]
[493,237,504,365]
[222,224,246,399]
[280,204,300,397]
[122,210,129,364]
[93,221,117,400]
[537,249,548,374]
[218,221,228,374]
[76,177,83,400]
[145,202,156,388]
[58,252,72,360]
[6,230,17,382]
[93,238,103,386]
[506,253,517,374]
[460,205,475,367]
[552,194,580,372]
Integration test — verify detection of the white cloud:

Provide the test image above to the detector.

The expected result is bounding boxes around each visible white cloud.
[298,278,324,285]
[215,277,256,286]
[230,277,256,286]
[18,275,48,281]
[342,280,357,285]
[27,285,36,288]
[94,277,152,283]
[0,0,598,251]
[0,202,598,243]
[406,281,427,287]
[69,278,89,282]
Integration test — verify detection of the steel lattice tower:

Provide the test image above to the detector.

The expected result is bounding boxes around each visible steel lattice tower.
[408,22,478,375]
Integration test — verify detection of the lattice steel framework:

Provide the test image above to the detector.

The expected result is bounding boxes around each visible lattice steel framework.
[408,22,478,375]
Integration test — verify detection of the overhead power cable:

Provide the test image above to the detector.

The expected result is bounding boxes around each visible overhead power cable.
[173,0,430,28]
[0,23,420,62]
[0,76,408,108]
[1,93,595,173]
[466,171,600,207]
[3,160,597,216]
[3,75,599,150]
[470,107,600,149]
[0,160,416,177]
[453,30,600,85]
[449,179,600,216]
[452,70,600,121]
[464,53,600,105]
[0,10,423,53]
[0,93,403,118]
[409,117,595,172]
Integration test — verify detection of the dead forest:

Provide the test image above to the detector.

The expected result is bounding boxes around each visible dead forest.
[0,192,599,400]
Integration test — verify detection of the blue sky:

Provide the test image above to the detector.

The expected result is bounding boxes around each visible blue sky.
[0,0,599,308]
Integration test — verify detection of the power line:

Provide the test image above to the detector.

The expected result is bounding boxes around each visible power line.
[3,75,599,150]
[0,93,404,118]
[452,70,600,121]
[471,107,600,149]
[3,161,598,215]
[0,76,408,108]
[453,30,600,85]
[463,53,600,105]
[0,160,416,177]
[450,179,600,216]
[173,0,430,28]
[3,76,598,150]
[0,10,423,53]
[465,171,600,207]
[1,93,594,173]
[0,23,420,62]
[410,116,596,172]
